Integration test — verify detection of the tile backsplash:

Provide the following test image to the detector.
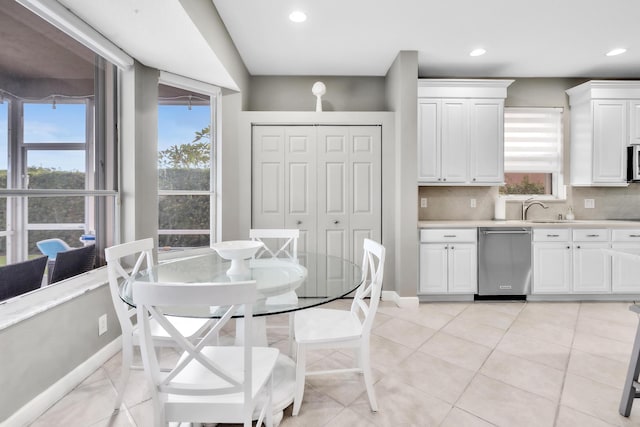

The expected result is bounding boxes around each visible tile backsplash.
[418,184,640,221]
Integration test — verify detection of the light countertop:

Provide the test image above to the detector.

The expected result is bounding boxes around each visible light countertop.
[418,220,640,228]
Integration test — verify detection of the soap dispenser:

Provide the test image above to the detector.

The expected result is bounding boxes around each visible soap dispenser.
[566,206,575,221]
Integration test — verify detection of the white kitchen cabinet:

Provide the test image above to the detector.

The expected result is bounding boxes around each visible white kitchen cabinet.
[532,229,572,294]
[469,99,505,183]
[417,79,512,185]
[566,80,640,186]
[572,229,610,293]
[612,229,640,293]
[419,229,477,294]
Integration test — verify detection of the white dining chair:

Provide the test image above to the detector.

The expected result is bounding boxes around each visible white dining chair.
[134,280,279,427]
[104,238,213,410]
[250,228,299,353]
[292,238,385,416]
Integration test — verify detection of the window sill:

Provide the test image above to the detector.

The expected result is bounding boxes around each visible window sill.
[0,267,109,332]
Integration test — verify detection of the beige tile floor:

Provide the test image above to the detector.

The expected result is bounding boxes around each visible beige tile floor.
[28,299,640,426]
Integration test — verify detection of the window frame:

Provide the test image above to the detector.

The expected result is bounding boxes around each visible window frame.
[157,72,222,252]
[501,106,566,201]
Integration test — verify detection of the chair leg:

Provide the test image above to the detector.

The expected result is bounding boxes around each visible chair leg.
[360,342,378,412]
[288,313,295,357]
[620,319,640,416]
[292,344,306,416]
[114,337,133,410]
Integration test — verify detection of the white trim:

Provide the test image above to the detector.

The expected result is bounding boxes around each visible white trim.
[15,0,133,70]
[1,338,121,427]
[381,290,419,308]
[159,71,222,96]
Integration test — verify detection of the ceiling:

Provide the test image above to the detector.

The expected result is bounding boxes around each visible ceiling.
[7,0,640,92]
[212,0,640,78]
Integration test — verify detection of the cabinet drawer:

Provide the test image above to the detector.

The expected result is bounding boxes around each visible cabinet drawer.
[420,229,477,243]
[573,229,609,242]
[612,229,640,242]
[533,228,570,242]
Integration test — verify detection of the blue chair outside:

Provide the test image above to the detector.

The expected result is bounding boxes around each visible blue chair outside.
[36,238,71,260]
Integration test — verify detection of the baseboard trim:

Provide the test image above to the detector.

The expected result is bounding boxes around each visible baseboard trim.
[2,337,121,427]
[381,291,419,307]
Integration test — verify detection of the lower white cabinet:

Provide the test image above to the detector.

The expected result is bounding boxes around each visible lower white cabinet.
[533,228,612,295]
[612,229,640,293]
[532,229,572,294]
[419,229,477,294]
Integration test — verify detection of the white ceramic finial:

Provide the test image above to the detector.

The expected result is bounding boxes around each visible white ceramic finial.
[312,81,326,112]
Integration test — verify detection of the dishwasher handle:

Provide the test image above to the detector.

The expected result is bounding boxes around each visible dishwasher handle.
[481,229,531,235]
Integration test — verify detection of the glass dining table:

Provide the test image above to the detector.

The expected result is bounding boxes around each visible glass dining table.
[118,249,363,417]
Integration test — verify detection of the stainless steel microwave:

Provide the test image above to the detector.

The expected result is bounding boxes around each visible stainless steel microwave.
[629,145,640,181]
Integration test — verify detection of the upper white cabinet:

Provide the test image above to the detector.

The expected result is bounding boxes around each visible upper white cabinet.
[566,80,640,186]
[417,79,513,185]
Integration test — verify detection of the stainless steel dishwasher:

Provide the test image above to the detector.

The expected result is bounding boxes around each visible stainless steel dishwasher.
[478,227,532,296]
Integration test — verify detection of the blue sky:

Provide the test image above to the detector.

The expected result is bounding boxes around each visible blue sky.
[0,102,211,171]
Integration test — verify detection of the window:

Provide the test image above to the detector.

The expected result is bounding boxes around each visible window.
[0,3,118,292]
[501,107,564,198]
[157,80,219,250]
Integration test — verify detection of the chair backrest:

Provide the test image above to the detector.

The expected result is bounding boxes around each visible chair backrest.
[133,280,257,405]
[49,244,96,284]
[0,256,48,301]
[36,238,70,260]
[249,228,299,261]
[351,238,385,336]
[104,238,155,338]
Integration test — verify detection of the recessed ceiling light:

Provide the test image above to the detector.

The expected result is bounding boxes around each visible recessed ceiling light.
[289,11,307,23]
[606,48,627,56]
[470,48,486,57]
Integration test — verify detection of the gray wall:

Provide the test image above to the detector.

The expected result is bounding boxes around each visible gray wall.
[419,77,640,222]
[0,283,120,422]
[385,51,418,297]
[248,76,386,111]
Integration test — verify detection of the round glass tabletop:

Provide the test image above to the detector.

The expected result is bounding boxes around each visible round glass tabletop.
[119,251,363,317]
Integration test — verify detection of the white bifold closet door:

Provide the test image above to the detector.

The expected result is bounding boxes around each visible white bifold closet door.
[252,124,381,295]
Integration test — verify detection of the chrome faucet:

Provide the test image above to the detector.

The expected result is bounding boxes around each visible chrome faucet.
[522,198,549,220]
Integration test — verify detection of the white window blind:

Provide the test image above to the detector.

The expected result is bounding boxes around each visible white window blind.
[504,107,563,173]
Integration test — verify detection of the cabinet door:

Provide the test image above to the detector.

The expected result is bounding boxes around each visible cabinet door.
[573,242,611,293]
[419,243,448,294]
[532,243,572,293]
[252,126,285,229]
[448,243,477,293]
[469,100,504,184]
[630,101,640,145]
[592,100,627,183]
[440,100,468,183]
[611,242,640,293]
[417,100,440,182]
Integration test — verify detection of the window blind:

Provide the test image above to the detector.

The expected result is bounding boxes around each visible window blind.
[504,107,563,173]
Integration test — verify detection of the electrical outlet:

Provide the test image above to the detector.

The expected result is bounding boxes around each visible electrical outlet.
[584,199,595,209]
[470,198,477,208]
[98,314,108,336]
[420,198,427,208]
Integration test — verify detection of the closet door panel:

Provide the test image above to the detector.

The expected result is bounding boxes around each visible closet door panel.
[252,126,285,229]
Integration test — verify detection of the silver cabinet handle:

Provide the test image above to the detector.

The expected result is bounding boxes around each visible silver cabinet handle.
[297,220,302,225]
[443,234,456,238]
[472,178,477,181]
[443,178,447,181]
[547,234,560,237]
[566,246,571,249]
[629,234,640,238]
[576,245,581,249]
[333,220,339,224]
[586,234,600,237]
[450,245,455,250]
